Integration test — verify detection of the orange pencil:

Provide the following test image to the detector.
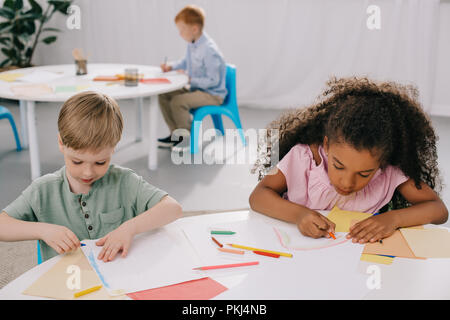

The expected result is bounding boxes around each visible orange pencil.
[328,232,336,240]
[211,236,223,248]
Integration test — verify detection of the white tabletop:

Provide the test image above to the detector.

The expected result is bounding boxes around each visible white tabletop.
[0,63,188,102]
[1,210,449,300]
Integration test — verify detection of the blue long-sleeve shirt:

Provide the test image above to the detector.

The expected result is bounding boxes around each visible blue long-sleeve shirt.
[171,32,227,100]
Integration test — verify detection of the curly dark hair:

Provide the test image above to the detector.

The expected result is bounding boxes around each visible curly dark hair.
[252,76,442,211]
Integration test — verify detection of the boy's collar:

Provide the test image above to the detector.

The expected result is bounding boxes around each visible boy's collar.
[191,32,206,45]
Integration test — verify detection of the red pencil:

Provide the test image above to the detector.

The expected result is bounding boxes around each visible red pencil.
[211,236,223,248]
[193,261,259,271]
[253,250,280,258]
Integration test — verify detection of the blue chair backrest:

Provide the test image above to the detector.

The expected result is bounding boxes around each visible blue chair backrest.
[223,64,237,106]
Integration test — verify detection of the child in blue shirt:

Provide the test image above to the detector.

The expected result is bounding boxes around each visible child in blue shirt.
[158,5,227,150]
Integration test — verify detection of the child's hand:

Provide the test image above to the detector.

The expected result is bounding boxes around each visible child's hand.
[347,214,398,244]
[40,224,80,255]
[95,222,135,262]
[296,209,336,239]
[160,64,172,72]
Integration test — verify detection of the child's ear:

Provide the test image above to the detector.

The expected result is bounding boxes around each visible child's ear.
[323,136,329,153]
[57,134,64,153]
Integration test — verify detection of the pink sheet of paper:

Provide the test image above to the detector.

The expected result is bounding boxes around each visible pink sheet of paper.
[126,277,227,300]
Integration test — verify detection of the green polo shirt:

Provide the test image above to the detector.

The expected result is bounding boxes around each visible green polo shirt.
[3,164,168,262]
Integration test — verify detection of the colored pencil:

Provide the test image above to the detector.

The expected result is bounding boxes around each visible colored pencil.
[217,247,245,255]
[193,261,259,271]
[328,232,336,240]
[253,250,280,258]
[73,285,102,298]
[227,243,293,258]
[211,231,236,235]
[211,236,223,248]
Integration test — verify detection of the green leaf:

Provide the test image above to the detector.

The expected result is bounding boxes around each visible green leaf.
[0,24,14,34]
[13,36,24,50]
[42,27,61,32]
[41,35,57,44]
[0,37,11,45]
[48,0,72,15]
[0,8,15,19]
[3,0,16,10]
[0,58,12,68]
[24,47,32,58]
[27,0,43,14]
[1,47,13,58]
[15,0,24,10]
[16,12,42,20]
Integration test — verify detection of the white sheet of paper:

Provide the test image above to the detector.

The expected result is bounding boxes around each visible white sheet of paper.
[184,212,369,299]
[18,70,65,83]
[80,227,204,295]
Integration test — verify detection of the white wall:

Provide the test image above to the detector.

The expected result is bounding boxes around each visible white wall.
[20,0,450,116]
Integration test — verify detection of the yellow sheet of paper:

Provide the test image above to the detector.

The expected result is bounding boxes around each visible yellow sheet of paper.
[399,228,450,258]
[23,248,125,300]
[360,254,394,265]
[10,83,53,96]
[326,206,372,232]
[0,72,24,82]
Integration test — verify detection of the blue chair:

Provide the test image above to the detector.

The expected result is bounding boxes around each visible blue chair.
[37,241,42,265]
[189,64,246,154]
[0,105,22,151]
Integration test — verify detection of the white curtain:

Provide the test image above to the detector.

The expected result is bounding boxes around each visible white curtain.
[32,0,444,113]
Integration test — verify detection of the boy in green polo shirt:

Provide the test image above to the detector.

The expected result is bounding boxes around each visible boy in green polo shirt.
[0,91,182,262]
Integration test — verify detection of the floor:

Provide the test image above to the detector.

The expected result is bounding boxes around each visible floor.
[1,98,449,288]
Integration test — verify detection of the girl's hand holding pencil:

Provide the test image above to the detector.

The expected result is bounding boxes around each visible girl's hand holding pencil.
[296,209,336,239]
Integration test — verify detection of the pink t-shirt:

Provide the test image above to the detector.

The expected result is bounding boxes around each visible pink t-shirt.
[276,144,409,213]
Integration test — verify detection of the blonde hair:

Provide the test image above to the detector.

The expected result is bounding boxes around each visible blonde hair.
[175,5,205,29]
[58,91,123,151]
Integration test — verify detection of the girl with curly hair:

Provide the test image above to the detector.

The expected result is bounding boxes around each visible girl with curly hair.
[249,77,448,244]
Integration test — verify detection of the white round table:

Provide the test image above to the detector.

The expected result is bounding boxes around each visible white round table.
[0,63,188,180]
[1,210,449,300]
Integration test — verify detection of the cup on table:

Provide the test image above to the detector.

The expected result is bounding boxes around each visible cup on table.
[124,68,139,87]
[75,59,88,75]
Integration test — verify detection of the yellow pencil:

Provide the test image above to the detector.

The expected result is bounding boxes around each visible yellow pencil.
[73,285,102,298]
[227,243,293,258]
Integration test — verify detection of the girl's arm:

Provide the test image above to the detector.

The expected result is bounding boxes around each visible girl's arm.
[249,168,335,237]
[348,179,448,243]
[393,179,448,227]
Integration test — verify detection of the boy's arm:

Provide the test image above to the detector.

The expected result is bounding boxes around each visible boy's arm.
[171,49,188,71]
[189,52,222,90]
[0,211,42,241]
[125,195,182,236]
[95,195,182,261]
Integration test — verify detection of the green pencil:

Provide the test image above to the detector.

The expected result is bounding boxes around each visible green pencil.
[211,231,236,235]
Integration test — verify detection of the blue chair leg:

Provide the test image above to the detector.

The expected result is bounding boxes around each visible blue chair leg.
[211,114,224,135]
[190,119,202,154]
[6,114,22,151]
[37,241,42,265]
[230,115,246,147]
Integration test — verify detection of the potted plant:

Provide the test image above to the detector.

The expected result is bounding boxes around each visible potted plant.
[0,0,72,70]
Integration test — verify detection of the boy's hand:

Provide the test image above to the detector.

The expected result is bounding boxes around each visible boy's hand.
[40,224,80,255]
[296,209,336,239]
[160,64,172,72]
[96,221,135,262]
[347,214,398,243]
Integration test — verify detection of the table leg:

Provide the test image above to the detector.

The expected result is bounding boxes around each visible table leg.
[19,100,28,148]
[148,96,158,171]
[26,100,41,180]
[135,96,143,142]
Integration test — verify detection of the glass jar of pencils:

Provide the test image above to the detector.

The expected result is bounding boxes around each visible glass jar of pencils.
[75,59,88,75]
[124,68,139,87]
